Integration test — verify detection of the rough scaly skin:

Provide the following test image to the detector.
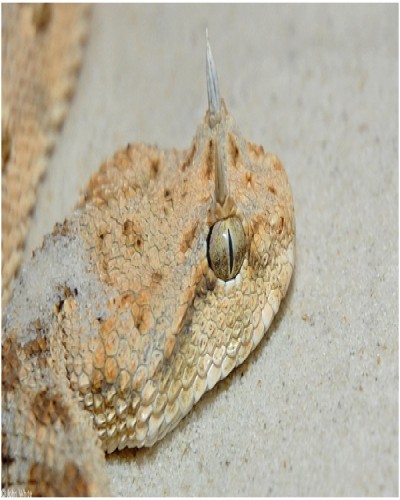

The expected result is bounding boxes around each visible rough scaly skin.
[2,76,295,497]
[2,4,90,307]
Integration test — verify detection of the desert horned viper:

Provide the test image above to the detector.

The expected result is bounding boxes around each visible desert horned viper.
[2,11,295,496]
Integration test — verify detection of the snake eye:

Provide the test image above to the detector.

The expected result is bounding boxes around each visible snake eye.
[207,216,247,281]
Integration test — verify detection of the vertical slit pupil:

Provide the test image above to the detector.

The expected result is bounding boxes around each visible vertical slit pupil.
[228,229,234,275]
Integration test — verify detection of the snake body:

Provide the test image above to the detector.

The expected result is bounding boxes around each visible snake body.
[2,10,295,496]
[2,4,90,307]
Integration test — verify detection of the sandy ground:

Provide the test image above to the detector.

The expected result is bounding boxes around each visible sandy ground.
[23,4,397,496]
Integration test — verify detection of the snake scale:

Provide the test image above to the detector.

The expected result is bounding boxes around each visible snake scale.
[2,8,295,496]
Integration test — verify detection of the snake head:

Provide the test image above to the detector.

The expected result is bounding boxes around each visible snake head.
[70,33,296,451]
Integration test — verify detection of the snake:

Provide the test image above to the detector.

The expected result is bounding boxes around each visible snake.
[2,9,295,496]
